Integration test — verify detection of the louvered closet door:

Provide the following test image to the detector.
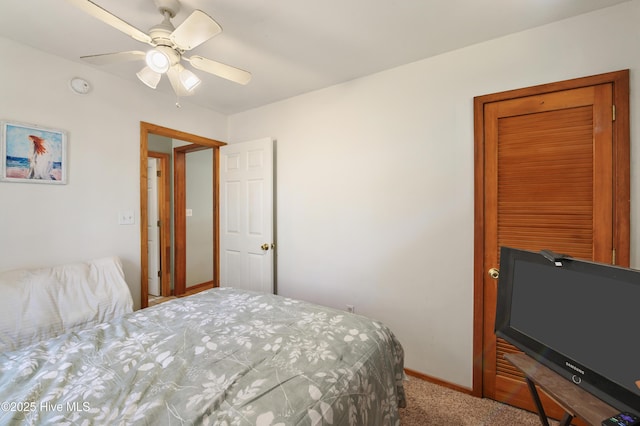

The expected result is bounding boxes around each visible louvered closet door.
[482,84,615,418]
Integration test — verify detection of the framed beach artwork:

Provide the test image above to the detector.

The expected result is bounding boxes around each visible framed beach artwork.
[0,121,67,184]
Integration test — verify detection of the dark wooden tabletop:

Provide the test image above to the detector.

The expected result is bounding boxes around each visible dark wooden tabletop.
[505,352,620,426]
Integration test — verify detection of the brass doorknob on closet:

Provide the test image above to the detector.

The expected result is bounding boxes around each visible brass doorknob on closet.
[261,244,270,251]
[488,268,500,279]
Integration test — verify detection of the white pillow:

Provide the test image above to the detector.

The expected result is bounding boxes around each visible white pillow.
[0,257,133,352]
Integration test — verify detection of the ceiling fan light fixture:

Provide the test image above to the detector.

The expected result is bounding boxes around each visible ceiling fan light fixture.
[179,68,201,92]
[71,0,251,102]
[137,66,162,89]
[145,49,171,73]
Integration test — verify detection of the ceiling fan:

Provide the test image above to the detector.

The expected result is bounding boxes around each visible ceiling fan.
[67,0,251,97]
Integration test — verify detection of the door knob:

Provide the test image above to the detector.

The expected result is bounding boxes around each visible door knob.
[261,243,270,251]
[488,268,500,279]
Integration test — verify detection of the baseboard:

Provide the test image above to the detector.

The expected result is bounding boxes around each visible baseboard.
[404,368,474,396]
[182,281,214,296]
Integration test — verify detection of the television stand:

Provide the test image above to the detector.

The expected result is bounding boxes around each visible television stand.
[505,353,619,426]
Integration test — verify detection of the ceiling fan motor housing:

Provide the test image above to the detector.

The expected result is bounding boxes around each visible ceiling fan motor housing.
[149,18,175,46]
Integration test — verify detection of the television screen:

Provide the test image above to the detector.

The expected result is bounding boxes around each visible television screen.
[495,246,640,414]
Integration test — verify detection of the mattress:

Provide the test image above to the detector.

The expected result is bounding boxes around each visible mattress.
[0,287,405,425]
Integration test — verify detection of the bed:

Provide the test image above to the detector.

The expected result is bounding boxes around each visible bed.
[0,258,406,425]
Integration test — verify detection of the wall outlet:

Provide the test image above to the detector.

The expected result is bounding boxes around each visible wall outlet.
[346,305,355,313]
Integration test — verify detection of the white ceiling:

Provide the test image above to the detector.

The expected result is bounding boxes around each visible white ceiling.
[0,0,630,114]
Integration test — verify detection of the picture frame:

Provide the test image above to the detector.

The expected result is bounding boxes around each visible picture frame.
[0,121,68,184]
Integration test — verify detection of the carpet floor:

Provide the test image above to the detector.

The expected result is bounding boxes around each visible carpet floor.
[399,376,557,425]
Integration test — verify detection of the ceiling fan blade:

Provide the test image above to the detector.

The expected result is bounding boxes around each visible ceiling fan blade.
[170,10,222,51]
[80,51,146,65]
[167,66,196,97]
[186,55,252,85]
[66,0,152,44]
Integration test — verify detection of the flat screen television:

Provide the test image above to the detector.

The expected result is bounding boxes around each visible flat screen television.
[495,246,640,414]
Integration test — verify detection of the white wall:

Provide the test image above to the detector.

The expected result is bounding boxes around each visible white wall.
[228,1,640,388]
[0,37,228,309]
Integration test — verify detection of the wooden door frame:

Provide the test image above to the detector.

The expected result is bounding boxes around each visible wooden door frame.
[472,70,630,397]
[147,151,171,297]
[140,122,226,309]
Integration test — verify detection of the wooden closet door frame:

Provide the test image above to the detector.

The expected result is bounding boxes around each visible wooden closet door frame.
[472,69,630,397]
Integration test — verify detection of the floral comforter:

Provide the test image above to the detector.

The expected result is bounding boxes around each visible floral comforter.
[0,288,405,425]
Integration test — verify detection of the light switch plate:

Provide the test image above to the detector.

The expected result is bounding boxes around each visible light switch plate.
[118,210,135,225]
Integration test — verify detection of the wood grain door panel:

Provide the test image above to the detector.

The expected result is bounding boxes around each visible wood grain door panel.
[473,70,629,421]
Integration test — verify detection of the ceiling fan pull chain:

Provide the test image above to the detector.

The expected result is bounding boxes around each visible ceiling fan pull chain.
[175,94,182,108]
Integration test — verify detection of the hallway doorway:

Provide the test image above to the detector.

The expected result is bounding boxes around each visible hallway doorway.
[139,122,226,308]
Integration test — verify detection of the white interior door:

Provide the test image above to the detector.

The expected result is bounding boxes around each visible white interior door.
[220,138,274,293]
[147,158,160,296]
